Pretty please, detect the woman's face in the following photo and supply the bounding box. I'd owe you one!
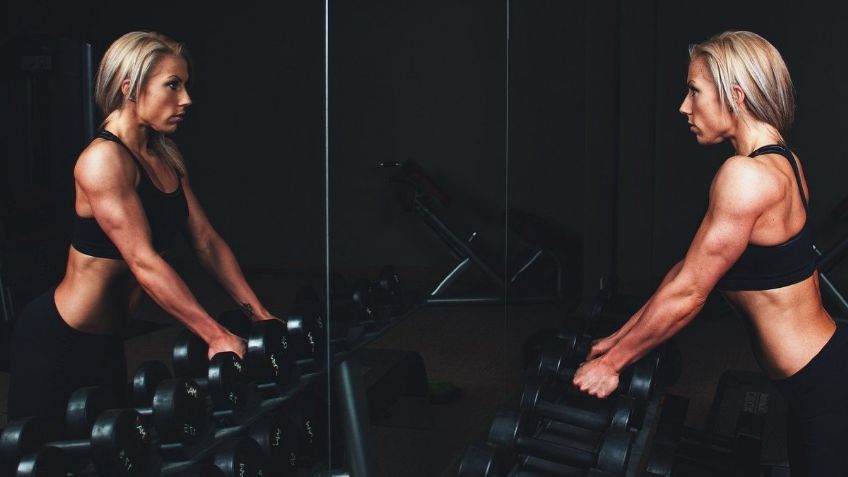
[679,57,733,145]
[134,54,191,133]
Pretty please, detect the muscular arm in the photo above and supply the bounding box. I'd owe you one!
[75,145,240,356]
[574,156,779,397]
[587,260,683,360]
[182,178,276,321]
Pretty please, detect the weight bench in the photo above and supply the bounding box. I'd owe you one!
[383,160,581,309]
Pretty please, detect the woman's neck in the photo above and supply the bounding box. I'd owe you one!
[728,116,782,156]
[104,111,150,153]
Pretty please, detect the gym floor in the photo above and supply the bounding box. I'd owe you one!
[0,263,760,477]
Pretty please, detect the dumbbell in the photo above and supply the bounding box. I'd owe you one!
[520,376,639,432]
[14,446,65,477]
[171,332,251,413]
[211,436,266,477]
[458,441,617,477]
[372,264,405,310]
[220,289,327,363]
[487,407,633,476]
[66,380,208,449]
[533,350,657,402]
[153,435,265,477]
[0,409,152,477]
[210,315,300,394]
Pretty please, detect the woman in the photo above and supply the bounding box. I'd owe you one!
[7,31,278,423]
[572,31,847,474]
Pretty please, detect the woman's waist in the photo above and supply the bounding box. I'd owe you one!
[746,310,836,379]
[55,272,141,334]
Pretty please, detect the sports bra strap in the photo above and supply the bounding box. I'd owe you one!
[749,143,808,211]
[95,130,143,166]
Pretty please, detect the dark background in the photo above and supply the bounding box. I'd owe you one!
[4,0,848,475]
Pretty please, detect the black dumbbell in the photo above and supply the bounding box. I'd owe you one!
[67,380,208,450]
[213,314,300,394]
[211,436,266,477]
[458,441,617,477]
[13,446,65,477]
[534,351,657,402]
[172,332,251,414]
[488,407,633,476]
[154,435,265,477]
[219,299,326,365]
[373,264,404,309]
[0,409,152,477]
[247,407,301,476]
[520,376,639,432]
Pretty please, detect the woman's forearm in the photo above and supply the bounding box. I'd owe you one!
[196,235,271,319]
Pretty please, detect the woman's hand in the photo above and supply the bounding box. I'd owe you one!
[252,311,284,323]
[207,330,247,360]
[572,358,620,399]
[586,336,617,361]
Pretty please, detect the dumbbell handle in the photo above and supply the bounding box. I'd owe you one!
[515,435,597,469]
[534,400,611,432]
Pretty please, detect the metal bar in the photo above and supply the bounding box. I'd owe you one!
[335,358,376,477]
[430,258,471,296]
[424,295,558,306]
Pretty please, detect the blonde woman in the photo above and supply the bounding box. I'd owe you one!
[7,31,278,422]
[573,31,844,473]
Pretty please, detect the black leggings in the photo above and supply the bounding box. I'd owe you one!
[772,324,848,477]
[6,287,126,423]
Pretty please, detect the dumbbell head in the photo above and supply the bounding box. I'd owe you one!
[619,356,655,402]
[173,329,209,378]
[245,319,296,386]
[214,436,265,477]
[594,429,633,475]
[208,351,249,411]
[250,408,300,475]
[131,360,172,408]
[0,416,60,476]
[90,409,152,476]
[288,290,327,361]
[151,378,209,443]
[66,385,120,439]
[457,441,507,477]
[15,446,66,477]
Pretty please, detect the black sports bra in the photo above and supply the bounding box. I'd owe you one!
[70,130,189,259]
[715,144,817,291]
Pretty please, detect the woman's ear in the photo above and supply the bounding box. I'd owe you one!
[120,79,135,102]
[731,84,746,108]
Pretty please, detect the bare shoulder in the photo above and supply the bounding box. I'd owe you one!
[710,155,782,212]
[74,140,138,191]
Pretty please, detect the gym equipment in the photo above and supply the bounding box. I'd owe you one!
[214,315,300,393]
[533,353,656,403]
[246,407,301,476]
[458,439,620,477]
[218,294,327,365]
[645,393,764,477]
[0,409,152,477]
[212,436,265,477]
[171,332,250,411]
[66,382,207,447]
[520,377,638,432]
[14,446,65,477]
[382,160,580,308]
[488,407,633,475]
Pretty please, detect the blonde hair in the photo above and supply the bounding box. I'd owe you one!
[95,31,191,176]
[689,31,795,136]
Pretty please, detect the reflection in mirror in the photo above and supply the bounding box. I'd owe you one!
[327,0,513,475]
[0,2,327,476]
